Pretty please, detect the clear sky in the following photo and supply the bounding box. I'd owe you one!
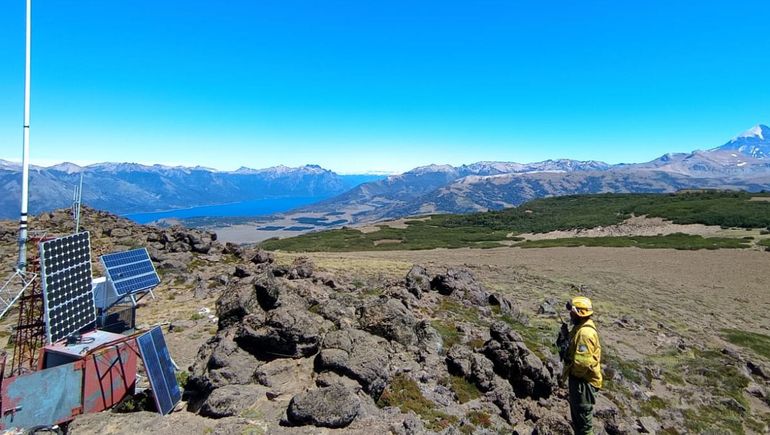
[1,1,770,174]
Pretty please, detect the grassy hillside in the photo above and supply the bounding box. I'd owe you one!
[261,191,770,252]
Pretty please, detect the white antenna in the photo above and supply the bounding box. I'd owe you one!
[72,172,84,231]
[0,0,36,321]
[17,0,32,272]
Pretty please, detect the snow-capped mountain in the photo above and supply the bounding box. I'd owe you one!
[295,126,770,222]
[711,124,770,159]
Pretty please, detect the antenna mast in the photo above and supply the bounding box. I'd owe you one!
[17,0,32,272]
[73,172,84,231]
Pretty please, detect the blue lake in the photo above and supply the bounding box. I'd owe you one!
[125,197,323,224]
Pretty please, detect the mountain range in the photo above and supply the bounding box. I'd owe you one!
[1,124,769,223]
[0,162,383,219]
[295,125,770,222]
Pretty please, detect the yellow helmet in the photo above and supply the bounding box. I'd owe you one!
[569,296,594,317]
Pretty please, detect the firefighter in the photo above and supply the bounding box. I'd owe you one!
[562,296,602,435]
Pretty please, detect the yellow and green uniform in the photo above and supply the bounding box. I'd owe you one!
[563,318,602,435]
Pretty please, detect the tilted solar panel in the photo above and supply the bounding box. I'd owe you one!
[137,327,181,415]
[39,232,96,343]
[101,248,160,296]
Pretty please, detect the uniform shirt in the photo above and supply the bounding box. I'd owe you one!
[563,318,602,389]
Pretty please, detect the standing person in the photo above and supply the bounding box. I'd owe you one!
[562,296,602,435]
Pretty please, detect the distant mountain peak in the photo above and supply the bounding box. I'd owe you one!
[735,124,770,140]
[715,124,770,159]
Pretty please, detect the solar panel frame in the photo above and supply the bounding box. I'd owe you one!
[137,327,181,415]
[39,232,96,343]
[101,248,160,296]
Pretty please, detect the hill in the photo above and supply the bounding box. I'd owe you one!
[261,191,770,252]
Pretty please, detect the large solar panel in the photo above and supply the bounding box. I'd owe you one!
[40,232,96,343]
[137,326,181,415]
[101,248,160,296]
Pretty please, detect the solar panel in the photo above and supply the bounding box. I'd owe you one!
[137,326,181,415]
[101,248,160,296]
[39,232,96,343]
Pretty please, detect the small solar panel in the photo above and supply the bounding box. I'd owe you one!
[137,327,181,415]
[101,248,160,296]
[39,232,96,343]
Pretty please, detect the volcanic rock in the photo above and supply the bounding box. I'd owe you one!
[316,328,395,398]
[405,265,431,299]
[483,321,556,399]
[357,297,418,346]
[286,384,360,428]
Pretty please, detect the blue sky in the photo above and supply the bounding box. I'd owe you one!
[1,1,770,174]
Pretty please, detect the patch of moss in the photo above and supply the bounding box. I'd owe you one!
[603,353,644,385]
[438,298,482,325]
[378,374,459,431]
[444,375,481,404]
[682,405,745,434]
[722,328,770,360]
[640,395,669,417]
[176,371,190,389]
[432,320,461,349]
[681,349,750,409]
[468,338,486,350]
[466,409,492,428]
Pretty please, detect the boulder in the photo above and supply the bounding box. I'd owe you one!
[446,346,497,392]
[537,299,558,316]
[637,416,661,433]
[286,385,360,428]
[199,384,264,418]
[415,320,443,354]
[168,241,192,253]
[430,268,489,305]
[233,266,251,279]
[289,256,315,279]
[216,284,260,328]
[357,297,418,346]
[186,331,262,400]
[483,321,556,399]
[311,299,356,329]
[222,242,243,258]
[316,329,395,397]
[489,293,529,325]
[192,242,212,254]
[532,413,573,435]
[405,265,431,299]
[250,249,275,265]
[109,227,132,238]
[235,307,327,359]
[254,274,316,311]
[159,258,188,273]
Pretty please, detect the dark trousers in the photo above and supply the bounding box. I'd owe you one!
[568,376,595,435]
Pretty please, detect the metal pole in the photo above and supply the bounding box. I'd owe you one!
[17,0,32,272]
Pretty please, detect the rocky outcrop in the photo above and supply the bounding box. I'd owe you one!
[483,321,557,399]
[183,261,587,432]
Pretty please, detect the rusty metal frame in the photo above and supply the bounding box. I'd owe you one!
[8,236,49,377]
